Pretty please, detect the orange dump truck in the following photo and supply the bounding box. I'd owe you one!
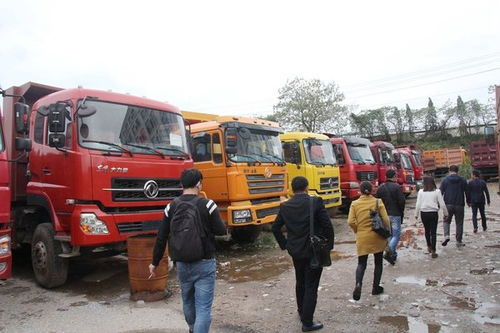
[422,148,467,176]
[182,111,287,242]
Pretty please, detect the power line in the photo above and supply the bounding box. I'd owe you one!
[342,51,500,89]
[348,67,500,99]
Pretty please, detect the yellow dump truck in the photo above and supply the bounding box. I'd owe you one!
[280,132,341,213]
[182,111,287,242]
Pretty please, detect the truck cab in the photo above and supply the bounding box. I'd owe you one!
[280,132,341,211]
[370,141,397,184]
[393,148,416,197]
[3,82,192,287]
[184,112,287,242]
[0,103,11,280]
[396,145,424,190]
[330,137,378,208]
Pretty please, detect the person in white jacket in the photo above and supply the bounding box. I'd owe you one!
[415,176,449,258]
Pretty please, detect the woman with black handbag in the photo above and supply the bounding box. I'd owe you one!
[347,181,391,301]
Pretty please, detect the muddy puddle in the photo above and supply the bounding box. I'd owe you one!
[379,315,443,332]
[485,244,500,248]
[474,302,500,326]
[447,295,476,310]
[443,281,467,287]
[216,253,292,283]
[395,276,438,287]
[330,250,354,261]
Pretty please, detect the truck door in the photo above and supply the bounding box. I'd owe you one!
[193,131,228,202]
[282,141,302,194]
[39,110,74,231]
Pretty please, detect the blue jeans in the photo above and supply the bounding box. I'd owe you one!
[176,258,216,333]
[387,216,402,260]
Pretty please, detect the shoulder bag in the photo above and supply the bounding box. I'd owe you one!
[309,196,332,269]
[371,199,392,239]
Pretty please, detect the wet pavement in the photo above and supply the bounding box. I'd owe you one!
[1,182,499,332]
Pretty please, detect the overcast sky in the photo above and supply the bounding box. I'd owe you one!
[1,0,499,118]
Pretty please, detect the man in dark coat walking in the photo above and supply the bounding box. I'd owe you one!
[272,176,334,332]
[440,165,468,247]
[375,169,405,264]
[466,170,491,232]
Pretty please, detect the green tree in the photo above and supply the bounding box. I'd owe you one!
[425,98,439,135]
[261,114,277,122]
[386,106,405,143]
[405,104,414,137]
[272,77,347,133]
[350,112,375,139]
[456,95,469,136]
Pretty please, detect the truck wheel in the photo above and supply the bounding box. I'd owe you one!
[231,225,262,243]
[31,223,68,288]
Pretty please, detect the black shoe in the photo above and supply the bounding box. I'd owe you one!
[372,286,384,295]
[383,253,395,265]
[456,241,465,247]
[473,228,478,233]
[353,283,362,301]
[442,238,450,247]
[302,322,324,332]
[483,228,487,232]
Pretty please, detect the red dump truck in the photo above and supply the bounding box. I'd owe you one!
[370,141,397,184]
[0,101,11,280]
[1,82,192,287]
[396,144,424,190]
[470,139,497,181]
[393,148,416,197]
[330,137,378,208]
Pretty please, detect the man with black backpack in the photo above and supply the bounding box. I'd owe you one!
[149,168,226,333]
[375,169,405,265]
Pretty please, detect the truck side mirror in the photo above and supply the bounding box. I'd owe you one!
[225,128,237,154]
[15,137,32,151]
[48,103,67,133]
[14,102,30,134]
[48,134,66,148]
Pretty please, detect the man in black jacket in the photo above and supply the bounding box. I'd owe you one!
[466,170,491,232]
[375,169,405,265]
[272,176,334,332]
[149,168,227,333]
[440,165,468,247]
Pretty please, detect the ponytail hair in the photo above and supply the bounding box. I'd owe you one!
[360,181,372,195]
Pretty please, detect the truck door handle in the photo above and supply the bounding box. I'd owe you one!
[42,168,51,175]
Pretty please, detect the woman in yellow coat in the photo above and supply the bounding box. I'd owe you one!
[348,181,391,301]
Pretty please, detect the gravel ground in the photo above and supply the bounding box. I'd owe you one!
[1,183,499,333]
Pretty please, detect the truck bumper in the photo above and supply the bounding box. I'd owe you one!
[310,189,342,209]
[225,196,287,227]
[67,204,164,247]
[0,228,12,280]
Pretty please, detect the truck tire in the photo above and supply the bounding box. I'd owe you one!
[31,223,68,288]
[231,225,262,243]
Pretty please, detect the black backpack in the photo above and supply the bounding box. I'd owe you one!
[168,197,207,262]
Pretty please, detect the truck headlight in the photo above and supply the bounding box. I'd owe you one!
[0,235,10,256]
[348,181,360,189]
[233,209,252,224]
[80,213,110,234]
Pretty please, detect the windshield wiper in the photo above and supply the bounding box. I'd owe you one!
[82,140,133,156]
[125,143,165,159]
[155,146,189,159]
[232,154,262,165]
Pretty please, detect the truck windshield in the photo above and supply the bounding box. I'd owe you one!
[303,139,336,165]
[347,143,375,164]
[379,148,393,164]
[230,127,283,163]
[412,151,422,166]
[401,154,413,170]
[78,100,189,157]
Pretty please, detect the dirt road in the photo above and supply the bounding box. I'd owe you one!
[1,183,499,332]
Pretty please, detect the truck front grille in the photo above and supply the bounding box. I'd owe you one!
[116,220,162,234]
[356,171,377,181]
[109,178,182,202]
[406,175,415,184]
[256,206,280,219]
[320,177,339,190]
[246,174,285,195]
